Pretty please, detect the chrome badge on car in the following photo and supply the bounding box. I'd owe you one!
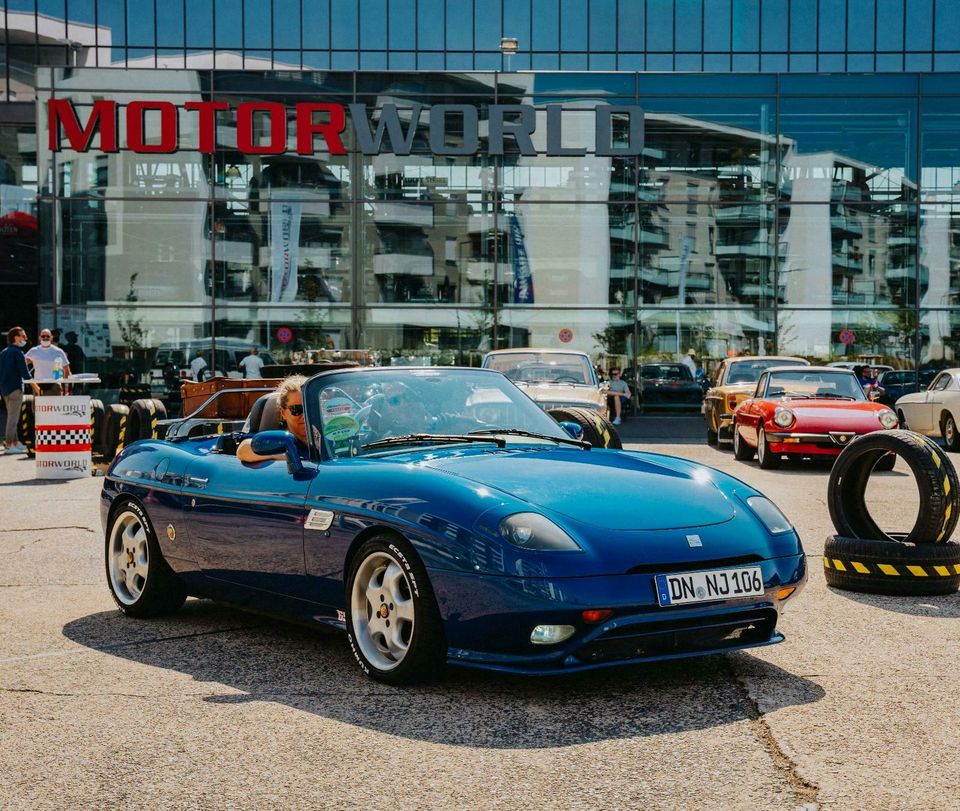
[305,509,335,531]
[686,534,703,548]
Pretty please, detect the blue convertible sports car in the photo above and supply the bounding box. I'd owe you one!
[101,367,807,683]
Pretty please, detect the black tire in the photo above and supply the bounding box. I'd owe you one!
[823,535,960,596]
[344,535,446,684]
[732,421,754,461]
[942,412,960,452]
[89,399,105,458]
[105,498,187,617]
[547,406,622,449]
[757,426,781,469]
[828,430,960,544]
[706,426,718,446]
[126,398,168,442]
[897,409,908,429]
[100,403,129,461]
[17,394,35,457]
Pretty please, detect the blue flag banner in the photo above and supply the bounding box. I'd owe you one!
[509,211,534,304]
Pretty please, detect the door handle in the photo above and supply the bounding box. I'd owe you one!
[187,476,209,488]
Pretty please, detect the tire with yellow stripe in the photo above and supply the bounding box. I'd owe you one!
[89,399,105,457]
[126,398,168,442]
[547,406,622,449]
[16,394,35,457]
[828,429,960,544]
[99,403,129,462]
[823,535,960,595]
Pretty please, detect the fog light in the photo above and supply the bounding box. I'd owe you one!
[530,624,576,645]
[776,586,796,601]
[581,609,614,624]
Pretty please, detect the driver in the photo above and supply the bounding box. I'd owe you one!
[238,375,310,463]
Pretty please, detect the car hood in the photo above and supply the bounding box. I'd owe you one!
[771,399,889,429]
[421,448,736,530]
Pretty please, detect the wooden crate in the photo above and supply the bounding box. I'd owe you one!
[180,377,280,419]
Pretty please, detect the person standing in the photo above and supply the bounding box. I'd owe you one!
[25,328,70,395]
[682,348,698,377]
[62,331,86,374]
[606,367,631,426]
[1,326,30,453]
[189,350,208,382]
[239,346,265,379]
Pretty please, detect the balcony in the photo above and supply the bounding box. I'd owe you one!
[716,241,769,257]
[373,253,434,276]
[372,201,434,227]
[832,289,867,305]
[830,215,864,236]
[465,260,513,283]
[716,205,767,222]
[831,254,864,272]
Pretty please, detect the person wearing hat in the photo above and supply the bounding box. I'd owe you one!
[681,348,698,377]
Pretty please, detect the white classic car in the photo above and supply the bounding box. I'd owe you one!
[895,368,960,451]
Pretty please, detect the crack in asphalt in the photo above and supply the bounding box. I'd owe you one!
[0,526,96,533]
[726,661,821,809]
[0,624,262,665]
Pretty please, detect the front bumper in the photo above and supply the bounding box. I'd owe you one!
[765,430,862,455]
[431,553,807,674]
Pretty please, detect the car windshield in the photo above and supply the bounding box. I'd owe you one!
[726,359,806,385]
[764,371,865,400]
[484,353,595,385]
[307,368,571,458]
[641,364,691,381]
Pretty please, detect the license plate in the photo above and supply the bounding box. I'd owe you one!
[655,566,764,607]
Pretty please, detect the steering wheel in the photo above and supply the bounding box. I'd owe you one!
[552,375,581,384]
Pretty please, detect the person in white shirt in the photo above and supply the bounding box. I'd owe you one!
[239,347,265,379]
[681,348,698,377]
[25,328,71,394]
[189,351,208,382]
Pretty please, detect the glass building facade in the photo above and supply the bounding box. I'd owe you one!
[4,1,960,411]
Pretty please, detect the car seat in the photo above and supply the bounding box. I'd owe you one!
[243,393,283,434]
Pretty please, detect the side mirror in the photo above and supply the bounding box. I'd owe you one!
[559,421,584,440]
[250,430,303,473]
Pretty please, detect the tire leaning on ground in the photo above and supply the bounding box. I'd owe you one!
[99,403,130,462]
[823,534,960,596]
[17,394,35,457]
[828,430,960,545]
[345,535,446,684]
[126,398,168,442]
[105,498,187,617]
[547,406,623,449]
[89,399,105,457]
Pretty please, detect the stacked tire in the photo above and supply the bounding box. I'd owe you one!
[824,430,960,596]
[16,394,35,457]
[98,404,129,462]
[547,406,622,449]
[125,398,167,443]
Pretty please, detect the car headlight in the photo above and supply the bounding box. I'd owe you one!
[878,410,899,429]
[773,407,795,428]
[499,513,582,551]
[745,496,794,534]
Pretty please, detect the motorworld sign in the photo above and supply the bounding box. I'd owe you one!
[47,99,644,157]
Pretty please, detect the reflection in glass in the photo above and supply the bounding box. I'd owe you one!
[779,204,918,307]
[778,309,916,367]
[779,97,917,202]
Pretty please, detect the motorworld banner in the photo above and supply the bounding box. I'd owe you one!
[46,99,644,157]
[34,395,92,480]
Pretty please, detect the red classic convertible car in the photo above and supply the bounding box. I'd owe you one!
[732,366,900,469]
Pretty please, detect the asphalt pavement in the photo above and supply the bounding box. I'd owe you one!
[1,433,958,810]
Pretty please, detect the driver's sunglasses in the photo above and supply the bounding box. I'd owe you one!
[285,404,304,417]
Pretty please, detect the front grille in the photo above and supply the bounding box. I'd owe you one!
[573,609,778,665]
[626,554,764,575]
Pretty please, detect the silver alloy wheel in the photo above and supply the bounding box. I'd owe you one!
[946,417,956,446]
[758,427,766,463]
[733,424,740,453]
[351,550,416,672]
[108,510,150,605]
